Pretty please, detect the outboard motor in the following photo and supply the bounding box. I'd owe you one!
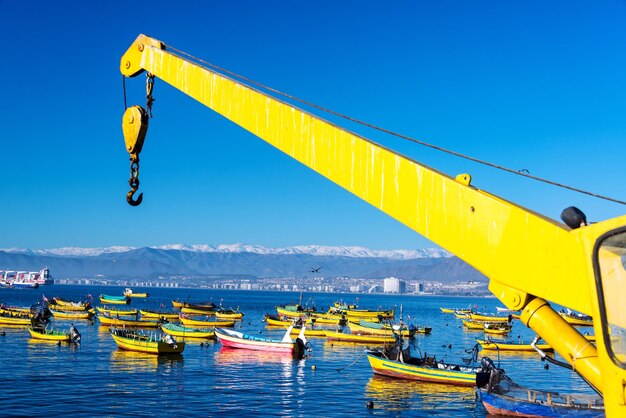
[30,302,51,332]
[294,338,306,359]
[69,324,81,343]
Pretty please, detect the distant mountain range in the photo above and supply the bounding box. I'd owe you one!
[0,244,487,283]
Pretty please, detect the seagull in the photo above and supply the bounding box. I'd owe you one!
[309,267,322,273]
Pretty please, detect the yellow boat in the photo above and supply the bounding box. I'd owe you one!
[172,300,183,309]
[477,338,554,352]
[470,313,512,322]
[454,312,471,319]
[161,323,215,339]
[28,326,70,342]
[50,309,94,320]
[181,307,216,315]
[110,327,185,354]
[463,319,487,330]
[559,312,593,327]
[276,305,317,318]
[0,315,31,325]
[325,330,396,344]
[288,326,331,337]
[440,307,472,314]
[140,310,180,321]
[96,306,138,316]
[348,322,414,338]
[99,295,130,305]
[51,303,92,312]
[179,315,235,328]
[483,323,512,335]
[123,288,149,298]
[215,310,244,320]
[344,309,395,320]
[98,313,161,328]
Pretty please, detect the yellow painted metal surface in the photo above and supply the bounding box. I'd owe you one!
[120,34,626,415]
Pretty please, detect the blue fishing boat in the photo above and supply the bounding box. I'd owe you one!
[476,364,604,416]
[99,294,130,305]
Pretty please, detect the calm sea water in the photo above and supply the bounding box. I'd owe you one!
[0,285,595,417]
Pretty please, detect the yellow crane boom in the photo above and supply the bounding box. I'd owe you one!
[120,34,626,414]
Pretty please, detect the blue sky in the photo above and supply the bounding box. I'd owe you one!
[1,1,625,251]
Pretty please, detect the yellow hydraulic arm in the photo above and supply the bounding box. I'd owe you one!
[120,34,626,413]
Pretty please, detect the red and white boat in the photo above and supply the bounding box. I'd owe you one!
[215,326,307,357]
[0,268,53,288]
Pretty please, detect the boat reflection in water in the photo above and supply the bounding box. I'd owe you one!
[110,349,184,373]
[215,346,295,366]
[365,375,474,413]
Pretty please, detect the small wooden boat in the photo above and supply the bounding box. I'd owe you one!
[99,294,130,305]
[109,327,185,354]
[215,326,307,357]
[307,314,346,325]
[334,301,357,310]
[50,309,94,320]
[123,288,149,298]
[463,319,488,330]
[366,345,490,386]
[344,308,395,320]
[349,321,415,338]
[288,326,331,337]
[440,307,472,314]
[51,297,91,308]
[140,310,180,321]
[181,306,217,315]
[559,311,593,327]
[454,311,471,319]
[96,306,138,316]
[215,309,244,320]
[161,323,215,339]
[483,322,512,335]
[477,338,554,352]
[476,368,604,416]
[325,330,396,344]
[0,314,31,325]
[172,300,183,309]
[276,304,317,318]
[470,313,512,322]
[179,315,235,328]
[264,314,291,326]
[28,326,71,342]
[98,313,161,328]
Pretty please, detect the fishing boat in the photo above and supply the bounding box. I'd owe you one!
[559,310,593,327]
[440,307,472,314]
[483,322,512,335]
[109,327,185,354]
[214,326,307,358]
[463,319,489,330]
[470,312,512,322]
[96,306,138,316]
[179,315,235,328]
[348,321,416,338]
[50,309,95,320]
[215,309,244,320]
[51,298,92,311]
[325,330,397,344]
[307,314,347,325]
[28,326,71,342]
[123,288,149,298]
[139,310,180,321]
[181,306,217,315]
[276,304,317,318]
[477,337,554,352]
[98,312,161,328]
[344,308,395,320]
[366,345,492,386]
[0,312,31,325]
[476,366,604,416]
[161,323,215,339]
[99,294,130,305]
[288,326,332,337]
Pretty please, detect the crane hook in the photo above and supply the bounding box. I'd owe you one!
[126,189,143,206]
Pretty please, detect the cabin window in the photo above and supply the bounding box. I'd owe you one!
[595,228,626,367]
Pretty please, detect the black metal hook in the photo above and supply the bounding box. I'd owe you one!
[126,189,143,206]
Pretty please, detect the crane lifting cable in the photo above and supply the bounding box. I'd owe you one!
[164,42,626,206]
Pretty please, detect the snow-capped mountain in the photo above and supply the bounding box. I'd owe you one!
[2,244,451,260]
[0,243,484,282]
